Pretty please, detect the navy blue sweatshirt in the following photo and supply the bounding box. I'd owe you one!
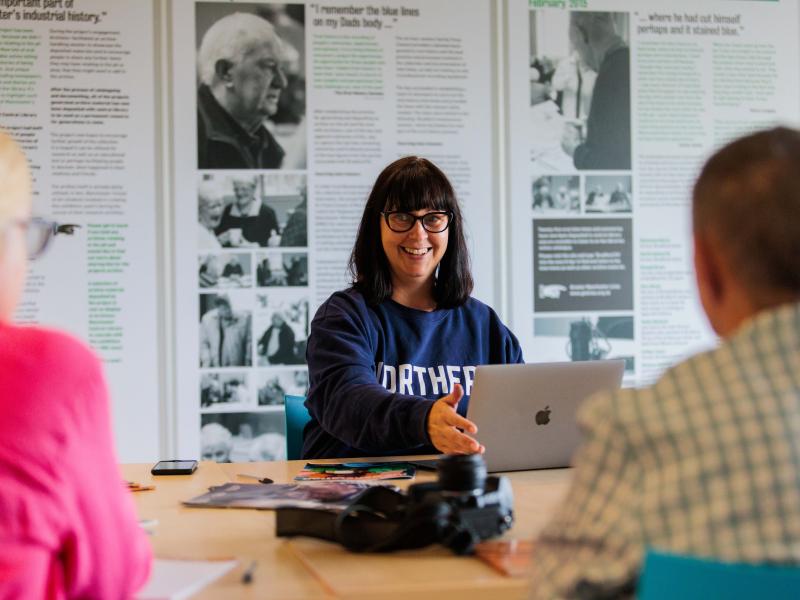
[302,288,523,458]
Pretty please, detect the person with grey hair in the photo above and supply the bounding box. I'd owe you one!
[198,184,224,248]
[530,127,800,597]
[216,176,280,247]
[200,422,233,462]
[197,11,287,169]
[199,294,252,367]
[560,11,630,170]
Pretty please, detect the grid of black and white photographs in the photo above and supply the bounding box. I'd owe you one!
[528,9,635,383]
[196,2,307,462]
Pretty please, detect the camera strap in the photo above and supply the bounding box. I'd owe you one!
[276,485,462,553]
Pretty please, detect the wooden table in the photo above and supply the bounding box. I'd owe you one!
[122,459,571,599]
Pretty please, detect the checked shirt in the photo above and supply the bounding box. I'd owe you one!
[530,302,800,599]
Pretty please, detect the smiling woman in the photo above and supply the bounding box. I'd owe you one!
[379,208,453,306]
[351,156,471,310]
[303,157,524,459]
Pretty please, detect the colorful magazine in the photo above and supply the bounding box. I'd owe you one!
[294,462,416,481]
[182,482,372,511]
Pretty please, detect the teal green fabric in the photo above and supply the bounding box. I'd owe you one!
[284,395,311,460]
[638,550,800,600]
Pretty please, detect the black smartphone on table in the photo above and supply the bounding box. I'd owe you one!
[151,460,198,475]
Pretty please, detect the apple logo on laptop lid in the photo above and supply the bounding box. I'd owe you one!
[535,406,551,426]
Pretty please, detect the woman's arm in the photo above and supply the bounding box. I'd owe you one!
[305,301,433,452]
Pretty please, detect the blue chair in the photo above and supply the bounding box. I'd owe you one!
[284,395,311,460]
[638,550,800,600]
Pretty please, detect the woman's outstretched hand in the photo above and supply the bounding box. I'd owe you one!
[426,384,485,455]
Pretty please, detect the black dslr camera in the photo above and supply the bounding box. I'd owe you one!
[276,454,514,555]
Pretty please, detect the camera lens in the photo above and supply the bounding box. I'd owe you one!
[436,454,487,494]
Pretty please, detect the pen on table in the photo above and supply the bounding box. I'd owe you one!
[126,481,156,492]
[236,473,274,484]
[241,560,257,584]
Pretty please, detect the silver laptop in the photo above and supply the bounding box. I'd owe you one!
[467,360,624,472]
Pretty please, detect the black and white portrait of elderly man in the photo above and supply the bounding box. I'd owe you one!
[197,12,288,169]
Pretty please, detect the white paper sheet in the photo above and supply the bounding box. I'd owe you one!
[136,558,238,600]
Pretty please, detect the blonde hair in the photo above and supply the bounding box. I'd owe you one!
[0,129,31,222]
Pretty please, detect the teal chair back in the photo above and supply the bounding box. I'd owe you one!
[284,395,311,460]
[638,550,800,600]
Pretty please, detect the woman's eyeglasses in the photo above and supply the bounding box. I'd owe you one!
[4,217,57,260]
[381,211,453,233]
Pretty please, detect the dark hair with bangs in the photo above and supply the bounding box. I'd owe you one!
[349,156,473,307]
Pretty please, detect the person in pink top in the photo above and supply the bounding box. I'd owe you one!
[0,130,152,598]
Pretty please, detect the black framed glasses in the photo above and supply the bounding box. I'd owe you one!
[381,211,453,233]
[4,217,57,260]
